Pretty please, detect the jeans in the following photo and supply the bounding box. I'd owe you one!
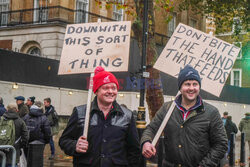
[227,140,231,155]
[1,164,17,167]
[49,136,55,155]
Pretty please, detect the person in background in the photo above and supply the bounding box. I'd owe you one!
[239,112,250,160]
[23,101,51,165]
[59,66,140,167]
[0,96,7,116]
[141,65,228,167]
[222,112,229,126]
[225,116,238,155]
[0,103,29,167]
[26,96,35,111]
[44,97,58,160]
[15,96,29,118]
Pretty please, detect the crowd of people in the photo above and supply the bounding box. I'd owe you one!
[0,96,59,167]
[0,65,250,167]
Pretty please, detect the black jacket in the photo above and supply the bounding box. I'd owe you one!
[59,97,140,167]
[141,100,228,167]
[18,103,29,118]
[225,119,238,140]
[0,109,29,164]
[23,107,51,144]
[45,105,57,126]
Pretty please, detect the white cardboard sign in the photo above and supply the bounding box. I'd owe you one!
[58,21,131,75]
[154,23,241,97]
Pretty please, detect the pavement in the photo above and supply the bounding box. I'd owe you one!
[43,123,73,167]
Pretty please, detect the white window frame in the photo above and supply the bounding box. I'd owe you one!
[75,0,89,23]
[27,46,41,57]
[168,12,176,37]
[113,0,124,21]
[233,42,242,59]
[0,0,9,26]
[232,17,242,33]
[33,0,39,22]
[41,0,48,22]
[230,69,242,87]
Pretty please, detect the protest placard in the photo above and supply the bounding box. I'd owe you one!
[152,23,241,146]
[58,21,131,74]
[154,23,241,97]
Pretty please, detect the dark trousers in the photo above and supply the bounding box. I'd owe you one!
[49,136,55,155]
[1,164,17,167]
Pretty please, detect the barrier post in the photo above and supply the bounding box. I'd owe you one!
[229,133,235,166]
[136,106,146,167]
[240,132,245,167]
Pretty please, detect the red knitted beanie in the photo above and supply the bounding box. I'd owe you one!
[93,66,119,93]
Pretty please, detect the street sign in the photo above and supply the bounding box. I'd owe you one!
[143,72,150,78]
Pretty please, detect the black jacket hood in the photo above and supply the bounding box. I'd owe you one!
[29,108,44,117]
[3,110,19,119]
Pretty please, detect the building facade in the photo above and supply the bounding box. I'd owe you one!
[0,0,206,59]
[0,0,107,59]
[205,13,249,88]
[0,0,210,118]
[217,34,250,88]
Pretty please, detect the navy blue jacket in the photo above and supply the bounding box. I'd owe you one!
[59,97,140,167]
[23,107,51,144]
[0,104,7,116]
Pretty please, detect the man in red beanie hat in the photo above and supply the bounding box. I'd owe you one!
[59,66,140,167]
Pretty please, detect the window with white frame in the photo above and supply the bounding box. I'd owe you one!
[41,0,48,22]
[189,18,197,28]
[33,0,48,23]
[33,0,39,22]
[168,12,176,37]
[27,47,41,57]
[232,17,242,33]
[0,0,9,26]
[230,69,242,87]
[233,42,242,59]
[113,0,124,21]
[75,0,89,23]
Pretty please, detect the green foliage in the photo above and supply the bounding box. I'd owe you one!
[95,0,248,36]
[95,0,174,24]
[134,16,143,29]
[242,38,250,58]
[179,0,248,35]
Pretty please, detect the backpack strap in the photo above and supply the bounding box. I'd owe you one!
[15,136,21,145]
[48,107,53,113]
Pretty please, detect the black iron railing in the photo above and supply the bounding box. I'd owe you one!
[0,6,114,27]
[0,6,169,46]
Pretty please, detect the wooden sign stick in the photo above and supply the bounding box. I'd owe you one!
[152,91,181,146]
[83,18,102,138]
[83,72,94,138]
